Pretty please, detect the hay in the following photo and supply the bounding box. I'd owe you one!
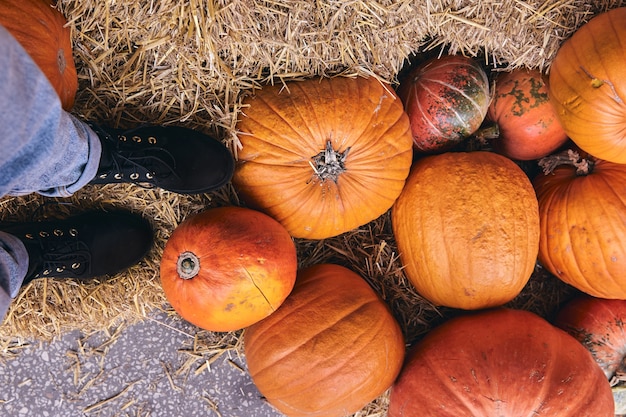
[0,0,622,414]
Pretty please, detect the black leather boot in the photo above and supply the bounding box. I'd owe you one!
[1,211,153,285]
[88,124,235,195]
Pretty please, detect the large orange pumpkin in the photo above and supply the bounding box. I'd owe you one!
[533,153,626,299]
[397,55,490,154]
[388,308,615,416]
[232,76,413,240]
[0,0,78,110]
[391,151,540,310]
[160,206,297,332]
[488,68,568,160]
[244,263,405,417]
[548,7,626,164]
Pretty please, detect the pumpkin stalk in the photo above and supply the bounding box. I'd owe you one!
[310,140,350,184]
[177,251,200,279]
[538,149,594,176]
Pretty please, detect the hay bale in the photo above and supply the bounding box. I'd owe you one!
[0,1,621,413]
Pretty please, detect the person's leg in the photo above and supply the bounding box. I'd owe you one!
[0,24,102,199]
[0,232,29,320]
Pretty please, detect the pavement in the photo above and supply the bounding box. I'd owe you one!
[0,311,283,417]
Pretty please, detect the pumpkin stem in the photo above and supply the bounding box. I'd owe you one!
[177,251,200,279]
[538,149,594,176]
[309,140,350,184]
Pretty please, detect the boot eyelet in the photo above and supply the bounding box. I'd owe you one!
[56,267,65,273]
[120,135,127,142]
[54,229,63,237]
[130,173,140,180]
[148,136,157,144]
[71,263,81,269]
[42,270,51,275]
[114,173,123,180]
[146,172,154,179]
[132,136,142,143]
[69,229,78,237]
[39,231,49,238]
[98,173,108,179]
[24,233,34,240]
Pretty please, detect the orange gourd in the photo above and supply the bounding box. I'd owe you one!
[549,7,626,164]
[392,151,540,310]
[160,206,297,332]
[232,76,413,240]
[244,264,405,417]
[388,308,615,416]
[533,151,626,299]
[0,0,78,110]
[488,68,568,160]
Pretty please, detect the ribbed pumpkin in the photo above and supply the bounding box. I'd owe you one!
[488,68,568,160]
[549,7,626,164]
[397,55,490,154]
[388,308,615,417]
[160,206,297,332]
[232,76,413,240]
[533,152,626,299]
[392,151,540,310]
[0,0,78,110]
[244,263,405,417]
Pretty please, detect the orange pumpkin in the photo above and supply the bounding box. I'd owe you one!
[244,263,405,417]
[388,308,615,416]
[549,7,626,164]
[397,55,490,154]
[160,206,297,332]
[533,153,626,299]
[392,151,540,310]
[488,68,568,160]
[0,0,78,110]
[232,76,413,240]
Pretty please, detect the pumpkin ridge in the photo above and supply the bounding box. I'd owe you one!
[249,298,382,379]
[252,93,321,155]
[252,299,393,399]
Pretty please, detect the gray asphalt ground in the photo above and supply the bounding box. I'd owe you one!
[0,311,283,417]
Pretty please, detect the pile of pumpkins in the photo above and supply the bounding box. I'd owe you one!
[158,7,626,417]
[12,1,626,415]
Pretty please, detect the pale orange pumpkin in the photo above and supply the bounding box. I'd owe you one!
[160,206,297,332]
[244,263,405,417]
[233,76,413,240]
[533,151,626,299]
[0,0,78,110]
[549,7,626,164]
[392,151,540,310]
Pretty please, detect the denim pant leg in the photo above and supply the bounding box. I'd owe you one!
[0,24,101,199]
[0,25,103,320]
[0,232,28,320]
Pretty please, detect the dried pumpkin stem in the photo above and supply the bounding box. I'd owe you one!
[177,251,200,279]
[309,140,350,184]
[538,149,594,176]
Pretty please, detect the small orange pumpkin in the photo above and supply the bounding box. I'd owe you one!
[392,151,540,310]
[0,0,78,110]
[488,68,568,160]
[549,7,626,164]
[244,263,405,417]
[388,308,615,416]
[159,206,297,332]
[233,76,413,240]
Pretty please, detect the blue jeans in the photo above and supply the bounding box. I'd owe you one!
[0,25,102,320]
